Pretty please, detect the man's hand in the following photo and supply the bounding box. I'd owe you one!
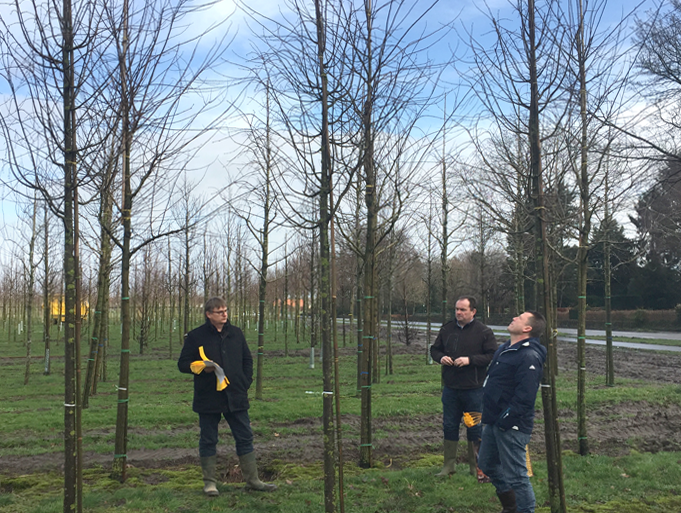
[454,357,470,367]
[203,367,215,373]
[440,356,454,366]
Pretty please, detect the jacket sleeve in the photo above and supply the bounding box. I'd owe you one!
[496,349,544,431]
[469,325,497,367]
[430,327,447,363]
[177,332,198,374]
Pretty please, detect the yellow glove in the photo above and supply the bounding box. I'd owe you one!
[190,346,229,391]
[463,411,482,428]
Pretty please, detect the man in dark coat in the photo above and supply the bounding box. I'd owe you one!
[430,296,497,480]
[478,311,547,513]
[178,297,276,496]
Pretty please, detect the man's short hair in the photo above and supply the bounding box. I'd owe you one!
[457,295,477,311]
[204,297,227,314]
[526,310,546,338]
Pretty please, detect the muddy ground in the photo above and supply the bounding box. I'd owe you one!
[3,331,681,479]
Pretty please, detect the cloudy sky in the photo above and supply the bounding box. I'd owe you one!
[0,0,660,263]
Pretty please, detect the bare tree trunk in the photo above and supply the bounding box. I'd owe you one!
[83,184,113,408]
[426,201,434,364]
[354,177,363,395]
[330,187,345,513]
[440,100,449,326]
[96,289,110,387]
[309,231,316,369]
[386,234,395,375]
[604,173,614,386]
[168,239,175,359]
[24,195,39,385]
[254,84,274,401]
[528,0,566,510]
[74,179,84,513]
[284,244,289,357]
[112,0,131,481]
[575,0,589,457]
[183,225,191,337]
[313,3,336,507]
[373,275,381,384]
[62,0,79,507]
[360,0,376,469]
[43,204,51,375]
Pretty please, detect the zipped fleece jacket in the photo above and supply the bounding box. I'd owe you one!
[430,319,497,390]
[178,319,253,414]
[481,337,547,434]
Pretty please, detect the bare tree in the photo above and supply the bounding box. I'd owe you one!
[0,2,111,510]
[466,0,569,510]
[229,76,282,401]
[102,0,232,482]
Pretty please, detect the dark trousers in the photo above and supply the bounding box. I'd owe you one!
[441,386,483,442]
[199,410,254,457]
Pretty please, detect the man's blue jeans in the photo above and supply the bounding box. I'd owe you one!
[199,410,254,457]
[441,386,483,442]
[478,424,535,513]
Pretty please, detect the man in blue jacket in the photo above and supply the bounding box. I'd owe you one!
[178,297,276,496]
[479,311,547,513]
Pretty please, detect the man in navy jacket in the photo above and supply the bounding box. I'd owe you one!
[178,297,276,496]
[479,311,547,513]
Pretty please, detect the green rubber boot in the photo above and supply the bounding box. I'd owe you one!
[200,455,219,497]
[239,452,277,492]
[436,440,458,476]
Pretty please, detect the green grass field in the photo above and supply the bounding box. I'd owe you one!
[1,319,680,512]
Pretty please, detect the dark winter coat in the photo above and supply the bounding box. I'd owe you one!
[178,319,253,414]
[430,319,497,390]
[481,337,547,434]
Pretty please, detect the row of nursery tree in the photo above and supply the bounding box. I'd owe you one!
[2,0,681,512]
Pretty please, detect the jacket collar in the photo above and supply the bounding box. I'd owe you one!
[205,318,231,334]
[456,318,476,329]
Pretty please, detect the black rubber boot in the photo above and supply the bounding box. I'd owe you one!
[497,489,517,513]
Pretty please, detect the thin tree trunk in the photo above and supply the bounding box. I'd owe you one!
[24,195,39,385]
[83,185,113,408]
[386,261,393,375]
[309,231,316,369]
[604,174,614,386]
[426,202,433,365]
[284,244,289,357]
[313,2,336,507]
[43,204,51,376]
[528,0,566,510]
[360,0,376,469]
[330,189,345,513]
[112,0,132,481]
[255,83,273,401]
[354,177,363,395]
[575,0,589,457]
[62,0,79,506]
[440,100,449,326]
[74,180,84,513]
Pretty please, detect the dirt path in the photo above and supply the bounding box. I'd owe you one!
[3,335,680,477]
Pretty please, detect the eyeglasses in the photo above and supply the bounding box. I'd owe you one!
[210,309,228,315]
